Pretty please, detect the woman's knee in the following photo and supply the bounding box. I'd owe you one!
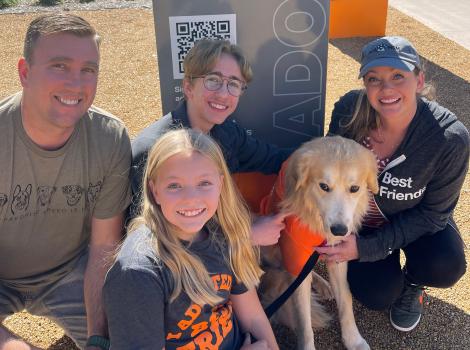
[405,225,467,288]
[348,260,403,310]
[408,250,466,288]
[435,259,466,287]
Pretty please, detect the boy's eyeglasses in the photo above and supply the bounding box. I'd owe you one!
[192,73,247,97]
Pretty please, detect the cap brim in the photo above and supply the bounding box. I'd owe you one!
[358,58,416,78]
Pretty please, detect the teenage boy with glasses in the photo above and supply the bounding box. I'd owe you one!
[131,39,292,246]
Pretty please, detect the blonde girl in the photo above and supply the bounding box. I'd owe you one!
[104,129,278,350]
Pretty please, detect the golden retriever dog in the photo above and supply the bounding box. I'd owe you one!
[259,136,378,350]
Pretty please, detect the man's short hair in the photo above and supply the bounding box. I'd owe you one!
[24,13,101,64]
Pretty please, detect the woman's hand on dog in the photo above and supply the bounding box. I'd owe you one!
[251,213,288,246]
[316,234,359,263]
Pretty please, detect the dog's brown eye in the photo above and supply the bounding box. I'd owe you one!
[319,183,330,192]
[350,185,360,193]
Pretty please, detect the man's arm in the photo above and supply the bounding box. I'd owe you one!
[103,263,167,350]
[84,214,124,344]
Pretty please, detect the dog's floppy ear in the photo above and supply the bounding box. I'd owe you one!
[283,157,299,196]
[285,150,314,195]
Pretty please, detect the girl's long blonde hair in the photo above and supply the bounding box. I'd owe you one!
[130,129,262,306]
[341,68,435,142]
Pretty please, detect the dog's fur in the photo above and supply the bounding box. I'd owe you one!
[260,136,378,350]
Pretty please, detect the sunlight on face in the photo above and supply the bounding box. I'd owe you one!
[149,151,223,241]
[183,54,244,133]
[363,66,424,122]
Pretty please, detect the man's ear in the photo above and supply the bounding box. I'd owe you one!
[18,58,30,88]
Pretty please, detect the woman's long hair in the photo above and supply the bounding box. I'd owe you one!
[129,129,262,306]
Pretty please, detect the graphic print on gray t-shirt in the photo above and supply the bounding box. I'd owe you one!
[104,225,247,350]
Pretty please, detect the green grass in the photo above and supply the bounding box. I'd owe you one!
[0,0,19,9]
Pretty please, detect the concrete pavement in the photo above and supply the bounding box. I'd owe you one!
[389,0,470,51]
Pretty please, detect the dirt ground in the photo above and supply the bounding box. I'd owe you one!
[0,6,468,350]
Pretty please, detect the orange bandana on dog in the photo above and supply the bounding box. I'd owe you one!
[260,161,325,276]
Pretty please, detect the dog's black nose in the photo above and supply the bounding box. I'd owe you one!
[330,224,348,236]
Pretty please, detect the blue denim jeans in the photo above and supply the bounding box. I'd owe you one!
[0,252,88,349]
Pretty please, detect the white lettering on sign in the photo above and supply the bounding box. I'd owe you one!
[271,0,327,137]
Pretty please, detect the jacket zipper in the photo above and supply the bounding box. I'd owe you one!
[380,154,407,175]
[373,154,407,222]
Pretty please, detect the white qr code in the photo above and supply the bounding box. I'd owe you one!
[169,14,237,79]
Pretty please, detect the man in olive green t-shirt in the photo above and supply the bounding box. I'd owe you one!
[0,13,131,350]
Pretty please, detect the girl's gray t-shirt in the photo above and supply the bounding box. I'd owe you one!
[103,225,247,350]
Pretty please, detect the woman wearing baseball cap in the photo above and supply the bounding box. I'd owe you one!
[316,36,468,332]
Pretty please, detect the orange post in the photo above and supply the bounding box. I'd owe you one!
[329,0,388,39]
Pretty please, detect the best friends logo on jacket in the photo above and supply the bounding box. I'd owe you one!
[379,172,426,201]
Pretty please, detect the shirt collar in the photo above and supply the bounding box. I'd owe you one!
[172,100,191,128]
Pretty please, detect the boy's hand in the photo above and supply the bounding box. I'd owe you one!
[251,212,289,246]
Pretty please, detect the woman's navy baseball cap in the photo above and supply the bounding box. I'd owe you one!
[358,36,421,78]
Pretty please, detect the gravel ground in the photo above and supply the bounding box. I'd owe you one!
[0,4,469,350]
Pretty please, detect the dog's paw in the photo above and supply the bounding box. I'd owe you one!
[344,337,370,350]
[296,340,316,350]
[311,271,333,300]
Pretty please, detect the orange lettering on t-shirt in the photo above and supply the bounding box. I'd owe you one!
[176,303,235,350]
[191,321,209,337]
[211,275,221,290]
[207,310,225,347]
[194,331,218,350]
[176,342,196,350]
[219,275,232,291]
[166,332,182,340]
[210,274,232,291]
[216,305,233,338]
[178,304,202,330]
